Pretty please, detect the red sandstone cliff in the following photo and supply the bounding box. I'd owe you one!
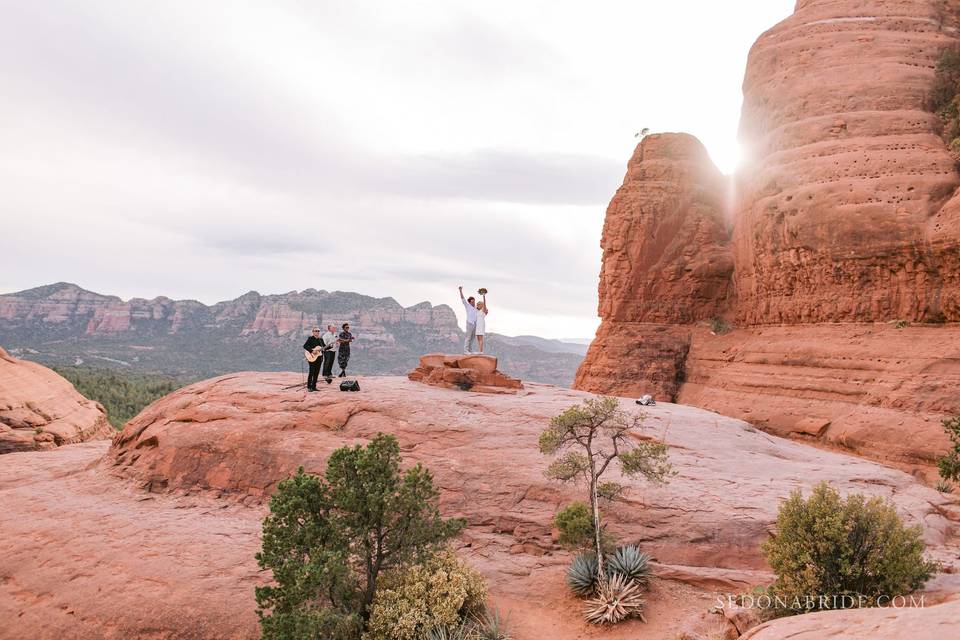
[576,0,960,469]
[735,0,960,324]
[572,135,732,399]
[0,347,112,453]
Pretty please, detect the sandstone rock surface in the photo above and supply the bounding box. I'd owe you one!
[0,347,112,454]
[408,353,523,393]
[2,374,958,639]
[740,597,960,640]
[576,0,960,468]
[735,0,960,324]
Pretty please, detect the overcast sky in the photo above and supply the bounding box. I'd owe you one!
[0,0,794,339]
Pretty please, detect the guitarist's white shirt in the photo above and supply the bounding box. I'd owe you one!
[322,330,339,353]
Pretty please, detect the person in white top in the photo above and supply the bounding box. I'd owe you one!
[475,293,489,353]
[458,285,478,354]
[320,325,339,383]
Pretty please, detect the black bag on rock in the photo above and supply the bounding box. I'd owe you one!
[339,380,360,392]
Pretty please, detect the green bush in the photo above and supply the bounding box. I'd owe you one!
[554,502,596,551]
[255,434,464,639]
[364,550,486,640]
[938,416,960,483]
[762,482,937,616]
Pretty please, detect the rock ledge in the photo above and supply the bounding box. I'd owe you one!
[408,353,523,393]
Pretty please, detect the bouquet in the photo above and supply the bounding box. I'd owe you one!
[478,287,488,295]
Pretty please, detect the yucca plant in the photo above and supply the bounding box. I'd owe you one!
[936,479,954,494]
[472,607,511,640]
[424,623,472,640]
[583,573,646,625]
[567,552,600,596]
[606,545,652,587]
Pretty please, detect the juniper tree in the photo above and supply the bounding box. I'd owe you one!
[255,433,464,639]
[539,396,673,579]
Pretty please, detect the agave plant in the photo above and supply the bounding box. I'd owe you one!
[606,545,652,587]
[566,552,599,597]
[583,573,646,625]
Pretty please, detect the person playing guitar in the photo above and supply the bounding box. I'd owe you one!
[303,326,325,391]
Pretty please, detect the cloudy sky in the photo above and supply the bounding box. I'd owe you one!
[0,0,793,339]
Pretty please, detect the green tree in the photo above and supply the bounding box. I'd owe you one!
[762,482,937,616]
[539,397,673,580]
[255,434,465,639]
[938,416,960,482]
[53,365,187,428]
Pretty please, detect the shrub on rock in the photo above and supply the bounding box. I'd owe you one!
[938,416,960,484]
[364,550,486,640]
[762,482,937,616]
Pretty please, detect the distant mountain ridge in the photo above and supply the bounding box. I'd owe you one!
[0,283,585,386]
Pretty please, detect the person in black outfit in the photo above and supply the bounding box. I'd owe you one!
[302,326,324,391]
[337,322,355,377]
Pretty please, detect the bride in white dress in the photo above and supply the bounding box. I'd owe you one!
[475,293,489,353]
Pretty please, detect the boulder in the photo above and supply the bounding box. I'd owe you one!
[409,353,522,393]
[0,347,112,454]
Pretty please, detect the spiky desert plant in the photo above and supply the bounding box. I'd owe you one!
[472,607,511,640]
[567,552,599,597]
[424,623,472,640]
[937,479,954,494]
[606,545,652,587]
[583,573,646,625]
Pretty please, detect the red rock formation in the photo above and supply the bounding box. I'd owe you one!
[596,134,732,325]
[735,0,960,324]
[576,0,960,468]
[2,374,956,639]
[0,347,112,453]
[0,283,459,341]
[408,353,523,393]
[574,133,732,401]
[678,324,959,469]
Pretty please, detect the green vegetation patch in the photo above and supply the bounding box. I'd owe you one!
[53,365,189,428]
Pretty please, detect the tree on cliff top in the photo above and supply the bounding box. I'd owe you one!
[539,397,673,580]
[255,433,465,639]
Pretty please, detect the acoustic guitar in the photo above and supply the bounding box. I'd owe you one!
[305,348,324,363]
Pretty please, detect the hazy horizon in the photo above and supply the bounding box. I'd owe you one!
[0,1,794,340]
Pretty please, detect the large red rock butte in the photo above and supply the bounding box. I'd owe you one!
[576,0,960,470]
[0,347,112,454]
[3,374,958,639]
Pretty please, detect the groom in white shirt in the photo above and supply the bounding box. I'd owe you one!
[458,285,478,354]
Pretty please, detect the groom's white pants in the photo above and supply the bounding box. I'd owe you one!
[464,322,477,353]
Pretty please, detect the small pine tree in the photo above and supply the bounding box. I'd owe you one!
[539,397,673,580]
[255,433,465,639]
